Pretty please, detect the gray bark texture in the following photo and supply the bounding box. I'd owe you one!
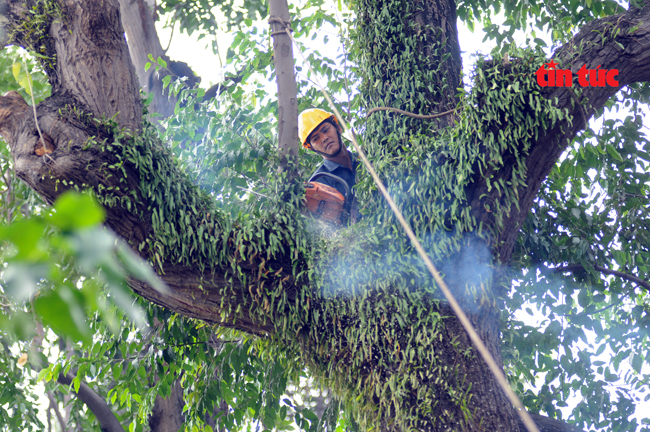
[117,0,200,120]
[2,0,650,431]
[118,0,162,91]
[269,0,300,160]
[147,379,185,432]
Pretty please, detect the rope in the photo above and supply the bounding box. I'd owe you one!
[22,61,49,154]
[279,20,541,432]
[269,16,292,36]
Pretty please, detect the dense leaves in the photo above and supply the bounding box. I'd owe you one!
[507,103,650,430]
[1,0,650,431]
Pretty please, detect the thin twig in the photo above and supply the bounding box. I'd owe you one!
[164,18,176,53]
[337,11,352,125]
[587,301,621,316]
[170,339,240,348]
[553,264,650,291]
[46,392,67,432]
[366,106,457,120]
[283,21,541,432]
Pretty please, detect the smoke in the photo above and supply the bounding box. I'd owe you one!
[438,234,493,292]
[317,225,497,312]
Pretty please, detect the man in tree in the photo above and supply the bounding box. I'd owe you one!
[299,109,358,194]
[299,108,360,221]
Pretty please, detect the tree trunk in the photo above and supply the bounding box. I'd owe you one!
[353,0,520,429]
[117,0,200,120]
[148,379,184,432]
[269,0,300,161]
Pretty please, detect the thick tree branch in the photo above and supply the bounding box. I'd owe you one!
[0,1,290,336]
[3,90,290,336]
[148,378,184,432]
[469,3,650,264]
[203,67,247,101]
[118,0,202,120]
[57,373,125,432]
[29,322,123,432]
[3,91,288,334]
[118,0,162,91]
[269,0,300,160]
[2,1,284,340]
[552,264,650,291]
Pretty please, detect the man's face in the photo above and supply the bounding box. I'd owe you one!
[309,121,341,156]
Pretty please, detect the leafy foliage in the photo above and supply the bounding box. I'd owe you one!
[456,0,627,51]
[507,103,650,431]
[7,0,63,74]
[1,0,650,431]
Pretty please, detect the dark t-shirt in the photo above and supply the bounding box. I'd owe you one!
[308,151,359,202]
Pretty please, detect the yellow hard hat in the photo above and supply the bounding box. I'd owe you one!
[298,108,338,149]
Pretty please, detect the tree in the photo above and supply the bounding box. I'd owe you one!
[1,0,649,431]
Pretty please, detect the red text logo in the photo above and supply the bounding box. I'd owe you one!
[536,60,619,88]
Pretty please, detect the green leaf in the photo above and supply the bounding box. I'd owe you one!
[112,363,123,380]
[73,375,81,393]
[162,75,172,89]
[606,144,624,162]
[0,218,46,260]
[33,286,92,344]
[49,191,105,231]
[116,243,169,293]
[11,62,34,97]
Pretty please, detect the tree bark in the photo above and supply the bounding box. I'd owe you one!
[57,373,126,432]
[118,0,161,91]
[117,0,201,120]
[50,0,142,131]
[148,379,184,432]
[269,0,300,161]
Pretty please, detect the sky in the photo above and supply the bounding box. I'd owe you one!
[151,5,650,431]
